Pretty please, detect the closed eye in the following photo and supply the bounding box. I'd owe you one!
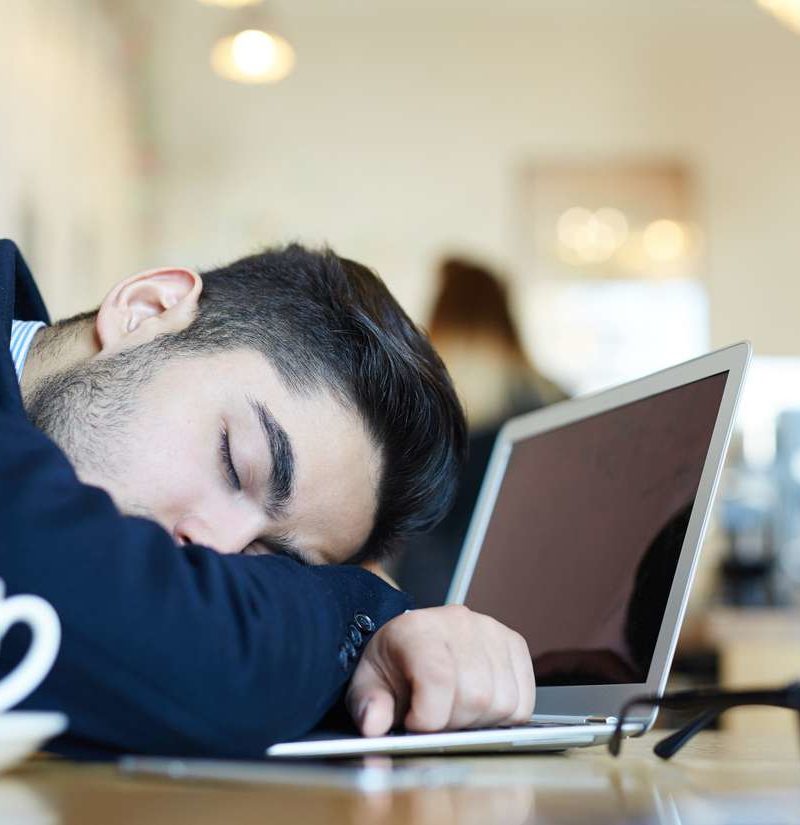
[243,537,310,566]
[219,426,241,491]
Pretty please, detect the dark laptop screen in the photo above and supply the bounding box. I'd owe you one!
[463,371,729,686]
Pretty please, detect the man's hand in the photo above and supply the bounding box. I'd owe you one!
[345,605,535,736]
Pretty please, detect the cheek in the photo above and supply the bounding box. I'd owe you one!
[118,415,215,512]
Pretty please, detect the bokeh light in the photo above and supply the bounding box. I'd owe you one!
[642,219,688,263]
[557,206,629,264]
[211,29,295,84]
[757,0,800,34]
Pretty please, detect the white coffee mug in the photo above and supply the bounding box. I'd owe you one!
[0,579,61,713]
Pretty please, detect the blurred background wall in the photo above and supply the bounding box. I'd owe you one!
[137,0,800,359]
[0,0,142,316]
[3,1,798,357]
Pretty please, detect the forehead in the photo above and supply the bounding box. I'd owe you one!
[159,347,382,561]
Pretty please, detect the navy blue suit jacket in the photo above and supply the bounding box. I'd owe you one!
[0,240,410,758]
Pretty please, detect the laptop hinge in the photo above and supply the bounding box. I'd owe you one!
[531,714,618,725]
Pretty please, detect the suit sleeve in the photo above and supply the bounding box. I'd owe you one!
[0,409,411,757]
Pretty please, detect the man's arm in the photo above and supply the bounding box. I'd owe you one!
[0,410,410,757]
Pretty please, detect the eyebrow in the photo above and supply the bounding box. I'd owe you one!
[245,395,295,520]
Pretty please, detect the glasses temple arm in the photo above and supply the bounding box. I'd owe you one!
[653,690,800,760]
[652,707,720,760]
[609,683,800,759]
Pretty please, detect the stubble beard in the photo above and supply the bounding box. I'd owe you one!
[25,344,160,515]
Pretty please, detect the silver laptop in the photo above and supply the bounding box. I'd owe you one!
[268,342,751,758]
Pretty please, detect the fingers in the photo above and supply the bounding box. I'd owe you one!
[445,640,502,730]
[403,607,534,732]
[443,615,525,730]
[346,656,400,737]
[404,646,458,731]
[360,690,396,737]
[348,606,537,738]
[508,630,536,724]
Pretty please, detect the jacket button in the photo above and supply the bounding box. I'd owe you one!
[354,613,375,633]
[347,625,363,647]
[338,645,349,671]
[343,639,357,660]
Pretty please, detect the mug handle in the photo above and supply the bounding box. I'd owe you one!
[0,594,61,714]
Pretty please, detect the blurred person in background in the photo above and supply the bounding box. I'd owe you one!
[395,257,568,607]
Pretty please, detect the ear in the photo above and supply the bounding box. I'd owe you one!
[95,267,203,356]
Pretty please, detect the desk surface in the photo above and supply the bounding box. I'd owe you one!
[2,731,798,825]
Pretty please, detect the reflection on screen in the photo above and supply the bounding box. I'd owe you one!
[464,372,729,686]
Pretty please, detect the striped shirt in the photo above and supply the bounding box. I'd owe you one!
[9,319,46,384]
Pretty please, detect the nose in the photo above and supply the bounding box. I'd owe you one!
[172,512,259,554]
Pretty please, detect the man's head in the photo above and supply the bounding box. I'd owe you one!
[24,244,466,564]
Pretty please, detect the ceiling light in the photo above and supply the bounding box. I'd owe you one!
[756,0,800,34]
[211,28,295,84]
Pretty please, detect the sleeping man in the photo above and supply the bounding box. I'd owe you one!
[0,239,534,757]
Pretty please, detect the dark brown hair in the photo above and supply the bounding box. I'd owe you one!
[429,257,527,360]
[167,244,467,562]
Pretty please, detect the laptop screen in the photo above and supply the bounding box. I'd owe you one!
[463,371,729,686]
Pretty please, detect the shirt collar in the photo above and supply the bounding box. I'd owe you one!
[9,319,46,385]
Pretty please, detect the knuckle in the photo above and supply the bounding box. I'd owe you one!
[493,672,520,713]
[461,682,493,713]
[414,651,455,687]
[496,693,518,720]
[496,684,520,717]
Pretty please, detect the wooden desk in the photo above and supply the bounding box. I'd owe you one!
[2,731,798,824]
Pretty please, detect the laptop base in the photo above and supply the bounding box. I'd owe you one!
[266,720,645,759]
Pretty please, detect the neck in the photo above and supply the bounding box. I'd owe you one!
[19,317,100,409]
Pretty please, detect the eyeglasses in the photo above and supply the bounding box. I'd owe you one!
[608,681,800,760]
